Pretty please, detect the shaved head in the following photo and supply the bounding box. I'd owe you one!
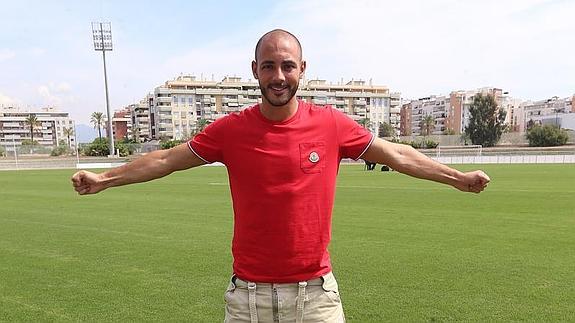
[254,29,303,61]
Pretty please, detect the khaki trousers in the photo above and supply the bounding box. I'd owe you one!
[224,272,345,323]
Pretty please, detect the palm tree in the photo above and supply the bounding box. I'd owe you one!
[90,112,104,140]
[25,114,41,144]
[420,115,435,136]
[357,118,373,132]
[62,127,74,148]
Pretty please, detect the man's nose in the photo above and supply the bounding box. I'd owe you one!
[272,67,285,82]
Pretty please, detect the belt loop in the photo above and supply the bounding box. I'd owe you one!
[296,281,307,323]
[247,282,258,323]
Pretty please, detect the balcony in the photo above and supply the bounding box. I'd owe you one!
[222,97,239,104]
[0,129,28,134]
[157,96,171,102]
[2,122,21,128]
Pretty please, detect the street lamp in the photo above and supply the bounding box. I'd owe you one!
[91,22,115,157]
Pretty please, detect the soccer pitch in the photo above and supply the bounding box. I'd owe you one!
[0,164,573,322]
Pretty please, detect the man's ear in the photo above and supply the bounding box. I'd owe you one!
[300,60,307,79]
[251,60,258,79]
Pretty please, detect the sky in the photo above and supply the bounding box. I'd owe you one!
[0,0,574,125]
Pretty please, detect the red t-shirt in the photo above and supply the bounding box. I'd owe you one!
[188,100,373,282]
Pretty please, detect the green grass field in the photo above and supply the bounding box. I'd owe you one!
[0,164,574,322]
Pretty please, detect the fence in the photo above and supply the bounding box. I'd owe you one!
[397,132,575,147]
[1,146,574,171]
[433,155,575,164]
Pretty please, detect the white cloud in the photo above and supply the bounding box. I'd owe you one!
[37,85,60,106]
[0,92,22,107]
[161,39,254,82]
[0,49,16,62]
[54,82,71,93]
[36,82,75,107]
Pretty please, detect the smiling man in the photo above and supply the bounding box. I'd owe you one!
[72,29,490,322]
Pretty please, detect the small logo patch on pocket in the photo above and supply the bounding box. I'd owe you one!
[309,151,320,163]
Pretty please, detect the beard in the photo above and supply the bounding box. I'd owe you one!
[259,80,299,107]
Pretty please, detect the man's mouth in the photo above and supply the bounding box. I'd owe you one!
[269,84,289,95]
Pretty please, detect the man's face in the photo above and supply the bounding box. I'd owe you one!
[252,36,306,107]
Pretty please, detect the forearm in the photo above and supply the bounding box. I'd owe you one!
[387,145,464,187]
[362,139,464,188]
[99,149,176,189]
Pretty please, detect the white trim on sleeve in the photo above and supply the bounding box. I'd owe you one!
[187,141,211,164]
[355,133,375,160]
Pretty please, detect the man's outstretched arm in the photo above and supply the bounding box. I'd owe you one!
[361,138,490,193]
[71,143,206,195]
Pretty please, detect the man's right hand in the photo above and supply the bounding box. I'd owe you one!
[71,170,107,195]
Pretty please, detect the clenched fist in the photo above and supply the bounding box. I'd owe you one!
[71,170,108,195]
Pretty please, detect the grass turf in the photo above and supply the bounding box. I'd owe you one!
[0,164,573,321]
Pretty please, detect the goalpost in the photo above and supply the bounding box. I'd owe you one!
[435,145,483,158]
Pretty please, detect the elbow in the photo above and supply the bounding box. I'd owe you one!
[386,145,414,172]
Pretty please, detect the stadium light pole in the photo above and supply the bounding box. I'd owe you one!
[92,22,115,157]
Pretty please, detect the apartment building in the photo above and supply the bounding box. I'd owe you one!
[126,75,401,140]
[0,106,75,151]
[149,75,261,140]
[521,95,574,131]
[401,87,508,136]
[107,108,132,141]
[128,97,152,142]
[400,103,412,136]
[448,87,506,134]
[408,96,450,136]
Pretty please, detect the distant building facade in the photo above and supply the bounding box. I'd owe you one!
[106,108,132,141]
[0,107,75,151]
[401,87,509,136]
[120,75,401,141]
[521,95,574,132]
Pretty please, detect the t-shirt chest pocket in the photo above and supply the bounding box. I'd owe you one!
[299,142,326,174]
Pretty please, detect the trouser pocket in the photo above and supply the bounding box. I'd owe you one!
[321,273,342,303]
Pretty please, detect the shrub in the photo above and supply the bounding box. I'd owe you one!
[51,146,69,156]
[83,138,109,156]
[526,125,569,147]
[83,138,132,157]
[391,138,438,149]
[420,139,439,149]
[160,140,183,150]
[21,139,39,146]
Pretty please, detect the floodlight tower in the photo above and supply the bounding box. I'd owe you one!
[92,22,115,156]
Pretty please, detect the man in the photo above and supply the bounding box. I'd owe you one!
[72,29,490,323]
